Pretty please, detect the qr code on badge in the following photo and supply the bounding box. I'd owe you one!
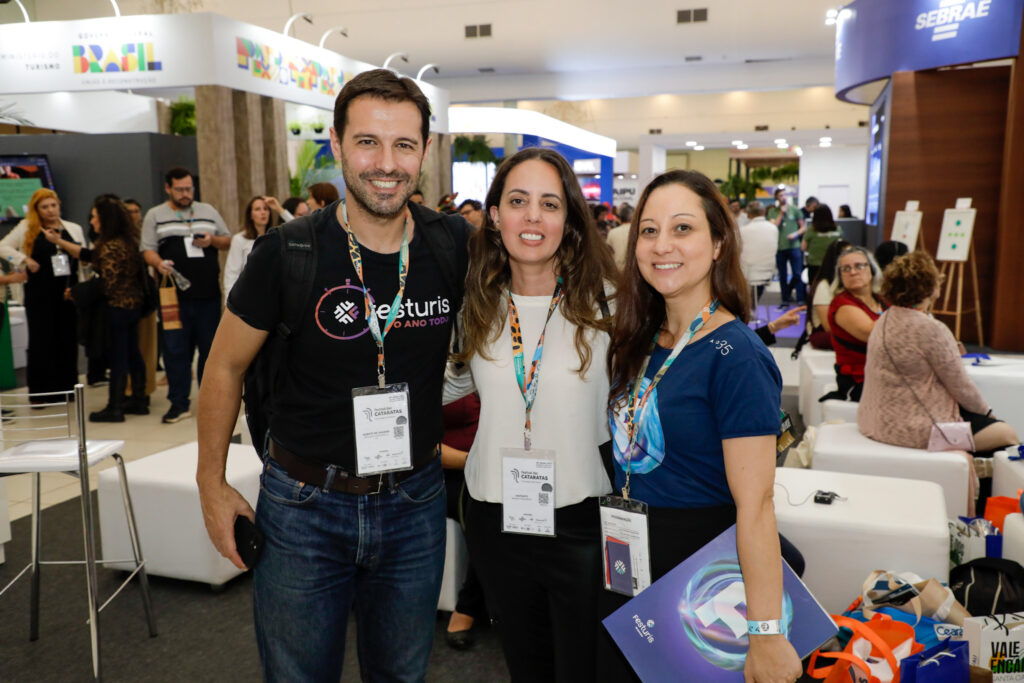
[393,425,404,438]
[538,492,549,506]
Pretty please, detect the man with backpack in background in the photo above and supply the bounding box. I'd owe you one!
[196,69,471,681]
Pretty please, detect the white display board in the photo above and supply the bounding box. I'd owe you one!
[0,13,449,132]
[891,210,922,250]
[935,208,976,262]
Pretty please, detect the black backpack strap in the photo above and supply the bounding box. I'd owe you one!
[409,202,469,353]
[275,218,318,340]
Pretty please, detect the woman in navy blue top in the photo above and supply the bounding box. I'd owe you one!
[600,170,801,683]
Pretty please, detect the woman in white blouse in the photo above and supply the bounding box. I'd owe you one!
[222,196,272,299]
[445,147,616,682]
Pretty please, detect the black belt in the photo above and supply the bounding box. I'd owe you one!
[268,441,420,495]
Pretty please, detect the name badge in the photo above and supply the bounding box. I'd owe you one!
[351,383,412,476]
[183,235,205,258]
[51,253,71,277]
[599,496,652,596]
[501,447,556,536]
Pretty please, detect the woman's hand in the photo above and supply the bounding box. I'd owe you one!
[24,257,39,273]
[768,306,805,334]
[262,196,283,214]
[6,270,28,284]
[43,228,61,245]
[744,634,802,683]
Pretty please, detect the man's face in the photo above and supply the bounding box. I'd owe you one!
[775,192,786,206]
[331,96,430,220]
[126,203,142,228]
[459,203,483,229]
[166,176,194,210]
[728,200,741,216]
[409,192,424,205]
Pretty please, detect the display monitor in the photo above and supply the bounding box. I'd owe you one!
[0,154,55,223]
[865,83,891,228]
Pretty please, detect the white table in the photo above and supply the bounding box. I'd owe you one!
[799,351,837,427]
[812,422,971,517]
[774,467,949,614]
[98,442,262,586]
[964,357,1024,437]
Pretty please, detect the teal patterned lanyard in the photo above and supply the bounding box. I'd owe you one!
[508,279,564,450]
[341,201,410,388]
[620,298,718,498]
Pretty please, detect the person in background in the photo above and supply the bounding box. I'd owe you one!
[825,246,885,401]
[730,197,750,227]
[223,196,274,299]
[82,194,115,388]
[838,204,854,219]
[282,196,310,218]
[438,192,459,214]
[45,197,148,421]
[125,197,159,409]
[859,252,1019,506]
[767,187,806,308]
[0,188,83,401]
[617,203,634,224]
[874,240,909,272]
[798,239,851,352]
[124,198,143,232]
[305,182,340,212]
[602,169,800,683]
[141,167,231,423]
[261,196,303,223]
[739,200,777,300]
[409,188,425,205]
[457,199,484,230]
[446,147,615,682]
[801,196,819,223]
[803,204,843,284]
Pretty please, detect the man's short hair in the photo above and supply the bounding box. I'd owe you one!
[805,196,819,207]
[165,167,192,186]
[458,199,482,212]
[123,198,141,209]
[746,200,765,218]
[410,188,424,198]
[333,69,432,147]
[774,187,785,198]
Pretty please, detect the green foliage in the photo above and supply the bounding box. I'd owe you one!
[452,135,497,163]
[169,95,196,136]
[289,140,339,197]
[751,163,800,186]
[718,175,761,203]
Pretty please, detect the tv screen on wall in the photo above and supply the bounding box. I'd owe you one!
[0,154,55,223]
[865,83,890,228]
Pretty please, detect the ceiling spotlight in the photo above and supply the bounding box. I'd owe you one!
[9,0,30,22]
[318,26,348,48]
[685,140,697,147]
[283,13,313,37]
[416,64,440,80]
[826,9,839,19]
[382,52,409,71]
[694,145,705,151]
[109,0,122,17]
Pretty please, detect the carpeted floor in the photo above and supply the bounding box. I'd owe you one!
[0,492,509,682]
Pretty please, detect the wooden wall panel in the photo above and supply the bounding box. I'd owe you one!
[883,67,1010,346]
[993,50,1024,350]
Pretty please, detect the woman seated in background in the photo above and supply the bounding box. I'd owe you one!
[875,240,909,271]
[802,204,842,285]
[223,196,274,298]
[824,246,885,401]
[305,182,340,211]
[798,239,850,352]
[45,197,147,421]
[0,188,83,400]
[859,251,1019,453]
[601,169,800,683]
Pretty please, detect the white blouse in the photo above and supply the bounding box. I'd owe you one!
[445,293,613,507]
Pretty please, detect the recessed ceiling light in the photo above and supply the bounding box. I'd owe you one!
[693,145,705,151]
[731,140,743,146]
[826,9,839,19]
[776,142,788,149]
[595,175,601,179]
[736,144,749,150]
[820,136,832,143]
[685,140,697,147]
[820,141,832,147]
[774,138,786,144]
[794,146,803,156]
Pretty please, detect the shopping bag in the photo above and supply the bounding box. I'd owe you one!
[899,639,969,683]
[859,570,971,627]
[952,518,1000,569]
[159,274,181,330]
[844,604,962,650]
[962,613,1024,680]
[987,499,1021,534]
[808,614,923,683]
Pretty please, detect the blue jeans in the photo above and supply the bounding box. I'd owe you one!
[253,457,447,683]
[775,248,806,303]
[160,296,221,410]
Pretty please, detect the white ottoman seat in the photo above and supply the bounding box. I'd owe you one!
[799,351,838,427]
[812,422,971,517]
[993,449,1024,499]
[98,442,262,586]
[775,467,949,614]
[821,399,859,424]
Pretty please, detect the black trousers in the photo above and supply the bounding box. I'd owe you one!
[443,470,487,621]
[466,496,602,683]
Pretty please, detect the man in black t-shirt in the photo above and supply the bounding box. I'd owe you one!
[141,167,231,423]
[197,70,470,681]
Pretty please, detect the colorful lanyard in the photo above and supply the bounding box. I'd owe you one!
[175,207,195,228]
[341,201,411,388]
[509,279,564,450]
[620,298,718,498]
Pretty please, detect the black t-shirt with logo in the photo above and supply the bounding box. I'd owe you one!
[227,205,465,469]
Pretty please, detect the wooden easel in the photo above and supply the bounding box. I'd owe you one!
[932,244,984,346]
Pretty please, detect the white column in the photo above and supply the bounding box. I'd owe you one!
[638,143,666,190]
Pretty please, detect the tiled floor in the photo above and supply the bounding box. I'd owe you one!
[2,375,215,522]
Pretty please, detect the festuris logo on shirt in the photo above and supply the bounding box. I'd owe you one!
[314,279,451,341]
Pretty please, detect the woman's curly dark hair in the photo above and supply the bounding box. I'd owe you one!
[880,250,939,308]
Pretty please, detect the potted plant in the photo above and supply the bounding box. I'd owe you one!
[288,120,303,136]
[311,118,326,135]
[452,135,498,164]
[169,95,196,136]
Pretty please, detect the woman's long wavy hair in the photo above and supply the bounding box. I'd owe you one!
[607,169,749,404]
[93,196,139,251]
[242,196,275,240]
[23,188,60,256]
[457,147,616,375]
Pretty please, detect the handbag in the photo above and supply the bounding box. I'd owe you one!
[898,639,969,683]
[808,614,923,683]
[139,266,159,317]
[69,276,105,308]
[880,313,975,453]
[855,570,970,627]
[159,274,182,330]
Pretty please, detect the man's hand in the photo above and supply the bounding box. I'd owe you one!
[198,478,256,570]
[744,634,802,683]
[192,232,213,248]
[156,259,175,276]
[24,257,39,273]
[787,232,800,240]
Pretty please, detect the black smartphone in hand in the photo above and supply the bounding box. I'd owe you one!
[234,516,264,569]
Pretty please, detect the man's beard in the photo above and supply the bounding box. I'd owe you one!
[341,164,415,220]
[172,196,193,210]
